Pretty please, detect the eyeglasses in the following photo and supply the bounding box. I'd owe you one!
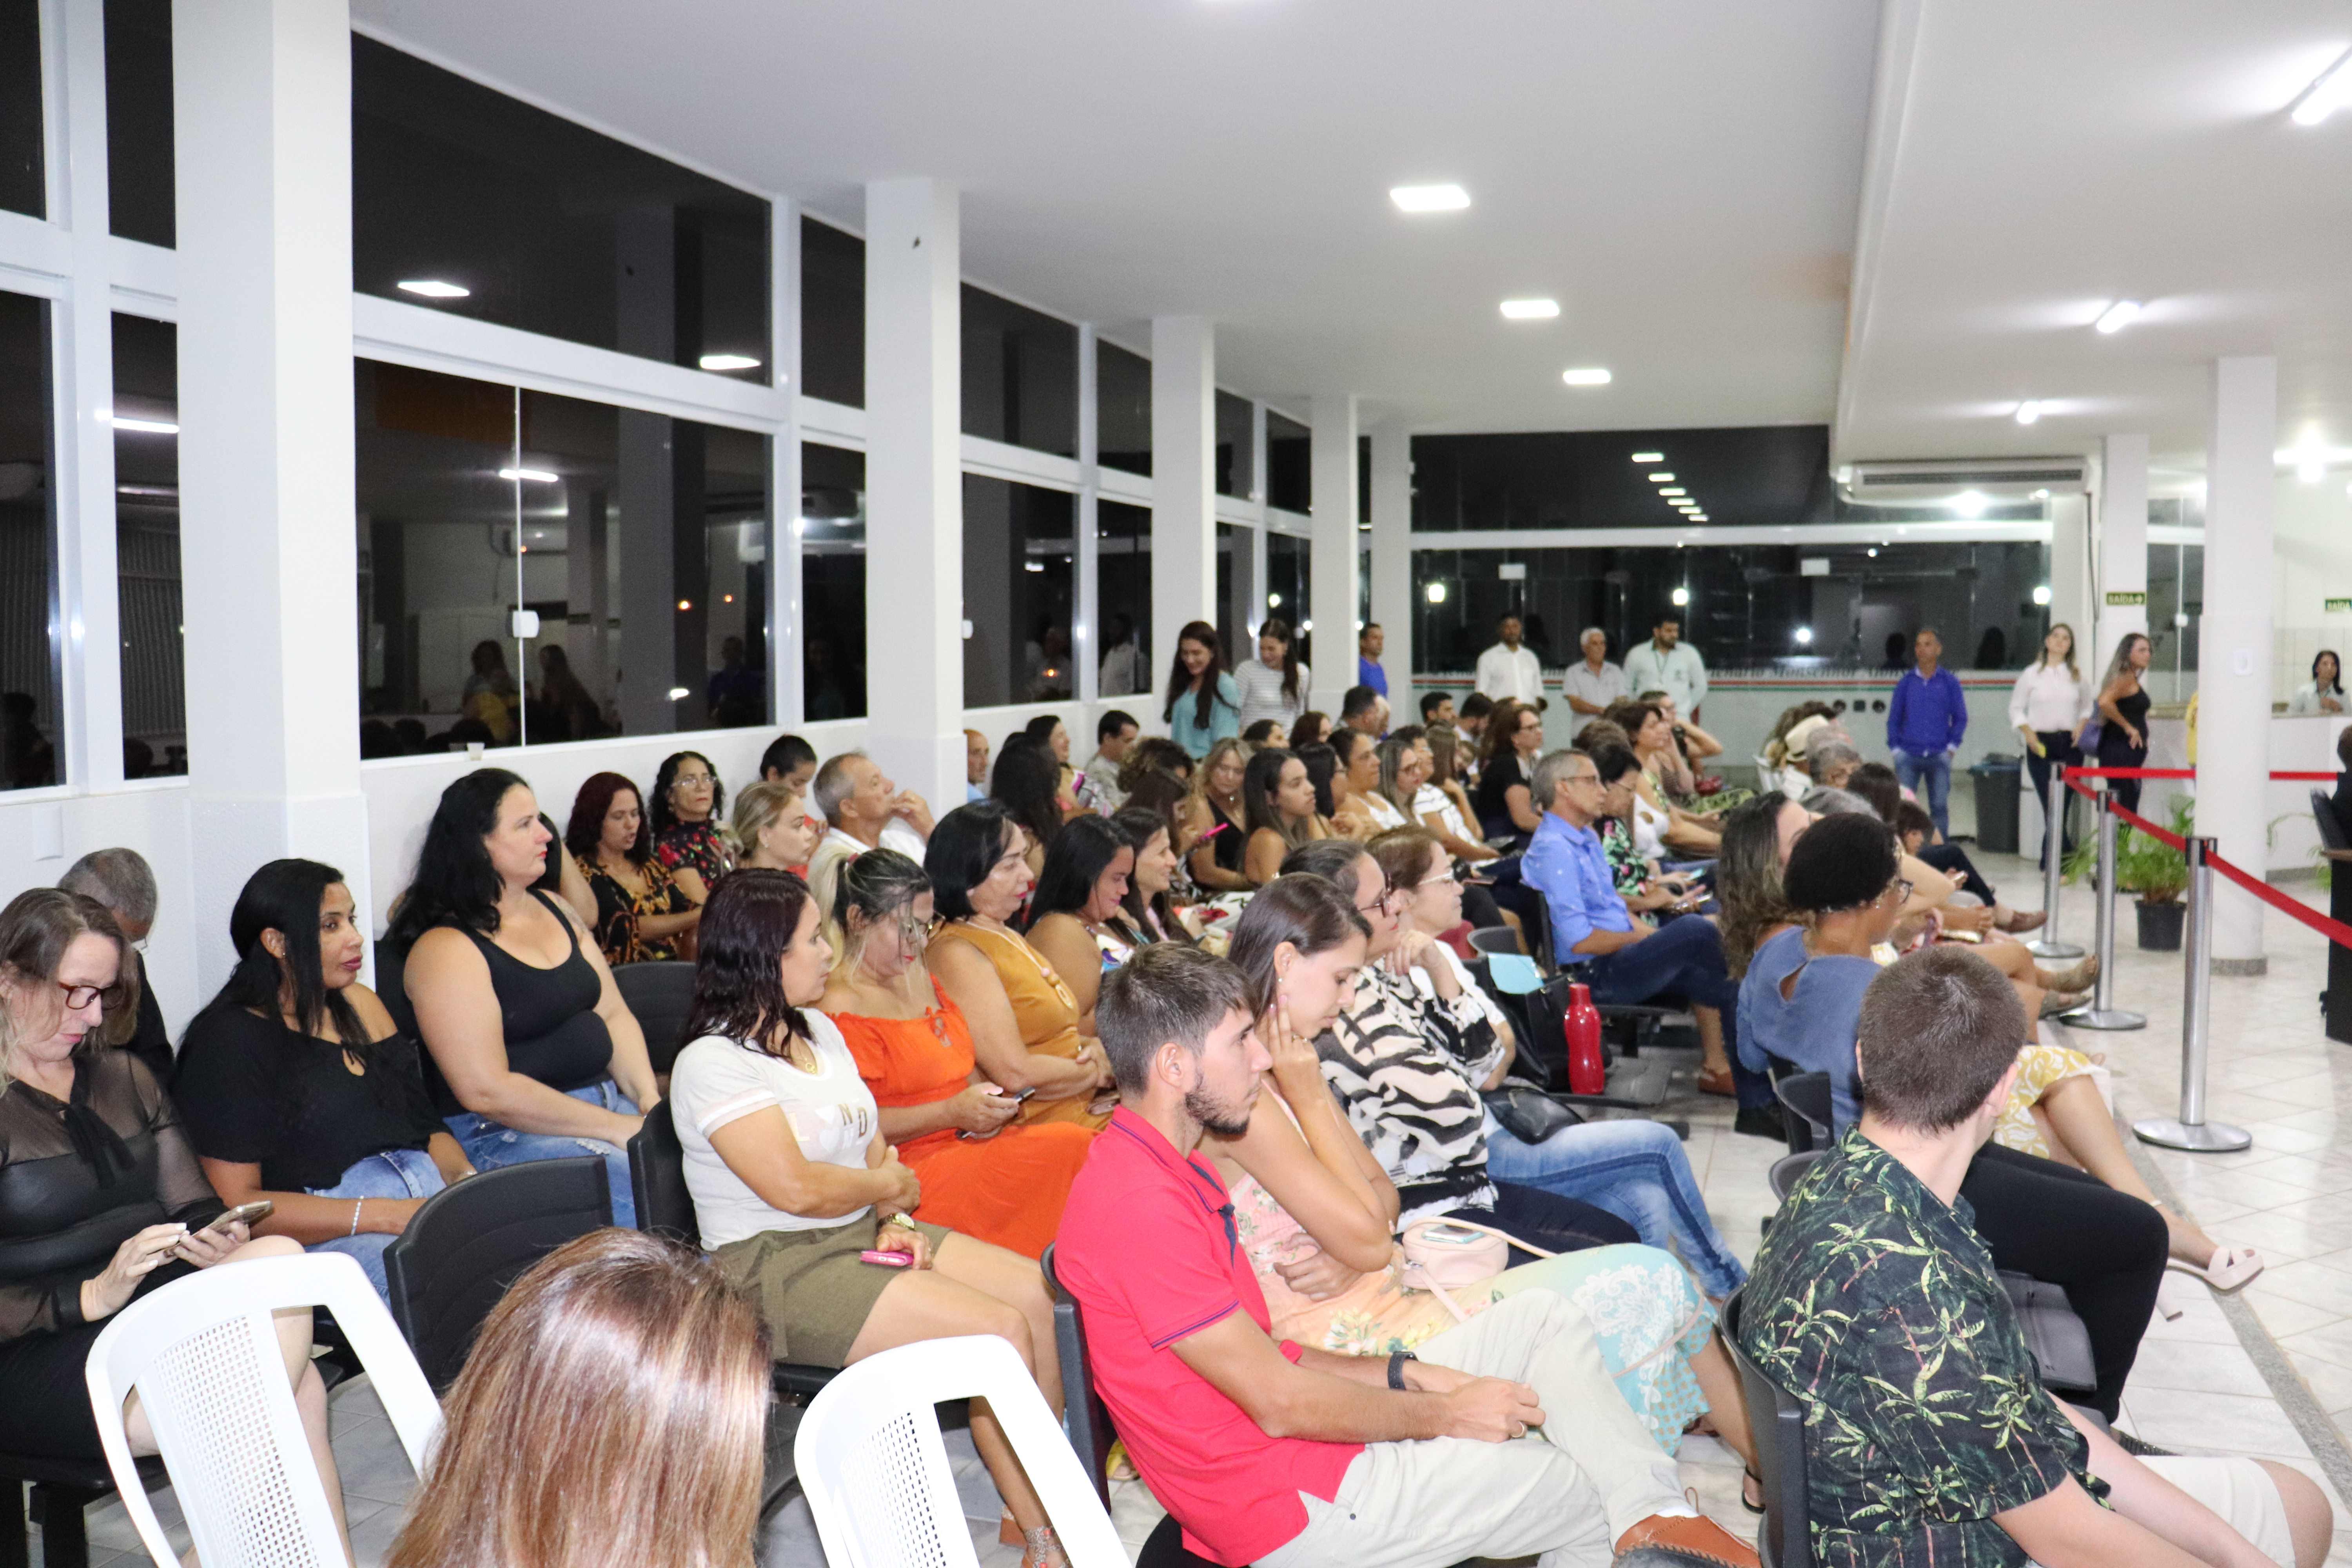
[56,981,105,1009]
[1560,772,1604,791]
[1359,876,1399,916]
[1420,869,1460,889]
[897,910,942,950]
[1879,878,1914,906]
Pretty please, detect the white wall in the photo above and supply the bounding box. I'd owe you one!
[2272,474,2352,697]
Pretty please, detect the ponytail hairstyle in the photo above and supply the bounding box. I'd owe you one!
[1257,617,1302,706]
[201,859,370,1055]
[832,849,933,967]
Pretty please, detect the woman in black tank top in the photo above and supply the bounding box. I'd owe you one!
[2094,632,2155,814]
[389,769,662,1227]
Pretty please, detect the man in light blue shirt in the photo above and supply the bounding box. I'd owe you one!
[1621,611,1708,723]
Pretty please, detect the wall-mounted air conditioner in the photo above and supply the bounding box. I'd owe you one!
[1837,456,2091,506]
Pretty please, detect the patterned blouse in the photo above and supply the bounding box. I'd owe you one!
[583,857,696,965]
[654,820,730,890]
[1313,962,1504,1224]
[1739,1128,2108,1567]
[1599,816,1647,897]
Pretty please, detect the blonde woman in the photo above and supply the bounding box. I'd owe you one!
[1365,735,1420,832]
[1179,736,1253,894]
[730,779,820,873]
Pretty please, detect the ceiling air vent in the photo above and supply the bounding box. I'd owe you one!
[1838,457,2089,505]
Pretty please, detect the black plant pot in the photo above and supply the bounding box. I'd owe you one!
[2136,899,2187,951]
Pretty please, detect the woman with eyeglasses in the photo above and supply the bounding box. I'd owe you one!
[649,749,733,890]
[818,853,1094,1261]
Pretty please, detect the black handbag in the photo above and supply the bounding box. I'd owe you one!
[1482,1085,1584,1144]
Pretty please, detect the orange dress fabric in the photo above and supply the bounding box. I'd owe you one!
[827,982,1096,1260]
[926,923,1111,1131]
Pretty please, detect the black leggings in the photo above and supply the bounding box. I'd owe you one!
[1916,842,1994,905]
[1959,1142,2166,1419]
[1450,1180,1640,1269]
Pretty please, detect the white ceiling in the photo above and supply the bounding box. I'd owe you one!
[352,0,1879,435]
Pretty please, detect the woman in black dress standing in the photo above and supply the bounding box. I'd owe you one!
[2095,632,2155,815]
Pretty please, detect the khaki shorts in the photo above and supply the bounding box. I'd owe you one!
[2031,1456,2294,1568]
[714,1213,955,1367]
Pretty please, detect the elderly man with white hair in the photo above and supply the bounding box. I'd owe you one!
[1559,627,1625,717]
[57,846,172,1080]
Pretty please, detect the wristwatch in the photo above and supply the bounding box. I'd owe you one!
[1387,1350,1417,1390]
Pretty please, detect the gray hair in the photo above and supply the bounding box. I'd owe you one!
[810,751,867,826]
[1529,748,1591,808]
[1578,626,1606,645]
[1802,786,1876,817]
[1809,740,1862,776]
[58,848,158,926]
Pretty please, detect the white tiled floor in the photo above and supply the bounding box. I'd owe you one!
[22,846,2352,1566]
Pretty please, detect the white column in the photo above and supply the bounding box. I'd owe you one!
[864,178,964,813]
[770,197,804,726]
[1151,316,1215,698]
[1369,421,1412,707]
[2094,434,2149,671]
[2198,358,2277,973]
[1075,324,1100,706]
[1308,392,1359,716]
[2049,493,2091,657]
[175,0,367,983]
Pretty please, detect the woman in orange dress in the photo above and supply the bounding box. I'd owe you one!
[818,847,1095,1259]
[922,802,1116,1131]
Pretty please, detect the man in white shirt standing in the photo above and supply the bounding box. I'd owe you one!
[1622,610,1708,724]
[1560,628,1626,717]
[805,751,934,931]
[1473,613,1545,705]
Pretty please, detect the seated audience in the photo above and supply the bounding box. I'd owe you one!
[172,858,473,1301]
[1362,737,1420,832]
[1421,691,1457,727]
[1340,682,1384,737]
[759,731,818,790]
[0,888,351,1548]
[1181,736,1255,894]
[392,768,658,1225]
[386,1229,770,1568]
[820,853,1094,1259]
[1807,738,1861,791]
[1241,717,1287,750]
[1412,726,1497,865]
[567,771,706,964]
[992,734,1069,875]
[1291,709,1333,748]
[1053,941,1757,1568]
[58,846,171,1080]
[1643,691,1743,811]
[1472,697,1545,845]
[1602,699,1720,856]
[1741,946,2328,1568]
[1164,619,1241,759]
[1324,728,1383,840]
[1850,760,2045,933]
[1027,816,1148,1029]
[1714,792,1811,982]
[1076,708,1140,811]
[649,749,732,891]
[926,801,1116,1130]
[1587,743,1709,926]
[668,870,1071,1566]
[1112,804,1196,945]
[806,750,936,927]
[1455,690,1493,755]
[965,728,992,803]
[1241,746,1325,885]
[532,811,599,926]
[731,778,821,873]
[1519,748,1775,1138]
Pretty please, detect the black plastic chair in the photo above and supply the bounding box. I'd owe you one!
[0,1452,169,1568]
[1773,1073,1833,1155]
[614,960,695,1076]
[1038,1244,1118,1508]
[626,1102,838,1397]
[1767,1151,1821,1201]
[1722,1290,1810,1568]
[1521,976,1679,1111]
[1465,926,1523,961]
[383,1156,612,1391]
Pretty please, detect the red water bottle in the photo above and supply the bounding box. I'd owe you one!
[1563,982,1605,1095]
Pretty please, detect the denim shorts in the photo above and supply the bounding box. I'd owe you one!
[305,1144,449,1301]
[443,1079,638,1228]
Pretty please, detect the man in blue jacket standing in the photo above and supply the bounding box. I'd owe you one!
[1887,626,1967,837]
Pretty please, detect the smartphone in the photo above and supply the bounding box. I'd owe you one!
[1007,1085,1038,1104]
[202,1200,274,1235]
[1417,1222,1489,1246]
[858,1249,912,1267]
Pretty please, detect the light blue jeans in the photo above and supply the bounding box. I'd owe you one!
[305,1145,449,1302]
[1481,1111,1747,1300]
[444,1080,638,1229]
[1894,749,1953,838]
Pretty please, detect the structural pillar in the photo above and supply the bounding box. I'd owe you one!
[769,197,804,726]
[2049,493,2091,661]
[1368,422,1413,708]
[864,178,965,814]
[2094,434,2149,672]
[1151,317,1216,692]
[175,0,367,983]
[2198,358,2278,973]
[1308,392,1359,717]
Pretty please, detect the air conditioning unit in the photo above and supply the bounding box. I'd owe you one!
[1837,456,2090,506]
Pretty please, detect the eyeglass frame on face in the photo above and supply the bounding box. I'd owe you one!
[55,980,106,1010]
[1869,878,1914,910]
[894,906,942,953]
[1357,873,1400,916]
[1558,766,1606,798]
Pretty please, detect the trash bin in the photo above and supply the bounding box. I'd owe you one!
[1969,756,2022,854]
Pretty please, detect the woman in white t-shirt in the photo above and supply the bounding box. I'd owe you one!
[668,869,1074,1568]
[1232,617,1310,733]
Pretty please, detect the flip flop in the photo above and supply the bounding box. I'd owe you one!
[2169,1245,2263,1293]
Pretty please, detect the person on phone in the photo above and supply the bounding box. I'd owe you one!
[1054,940,1759,1568]
[1180,737,1254,894]
[0,889,354,1547]
[172,858,475,1301]
[668,870,1073,1568]
[388,769,661,1227]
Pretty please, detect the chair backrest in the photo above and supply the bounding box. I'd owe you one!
[87,1252,441,1568]
[1039,1244,1117,1508]
[628,1100,702,1246]
[383,1156,612,1391]
[1768,1151,1821,1202]
[1722,1289,1810,1568]
[2314,788,2351,854]
[1774,1071,1833,1155]
[795,1334,1127,1568]
[613,960,697,1076]
[1466,926,1520,959]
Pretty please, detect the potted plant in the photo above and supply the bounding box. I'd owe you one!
[2116,795,2194,950]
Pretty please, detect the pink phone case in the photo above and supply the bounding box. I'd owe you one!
[859,1250,912,1267]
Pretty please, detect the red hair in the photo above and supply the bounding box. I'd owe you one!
[565,772,650,866]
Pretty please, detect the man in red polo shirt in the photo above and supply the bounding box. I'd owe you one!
[1055,944,1756,1568]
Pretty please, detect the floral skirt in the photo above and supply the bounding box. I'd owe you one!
[1993,1043,2103,1159]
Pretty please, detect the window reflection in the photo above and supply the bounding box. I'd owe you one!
[1097,341,1151,477]
[0,0,42,220]
[0,290,58,789]
[104,0,173,247]
[801,218,864,409]
[1267,532,1310,671]
[1096,499,1151,697]
[801,441,866,720]
[1215,391,1252,500]
[1265,410,1311,514]
[113,313,183,775]
[963,476,1074,708]
[962,288,1076,458]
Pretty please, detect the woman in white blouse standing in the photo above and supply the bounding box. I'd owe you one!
[1232,617,1309,733]
[2009,623,2093,869]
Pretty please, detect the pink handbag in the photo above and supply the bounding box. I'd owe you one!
[1399,1219,1551,1320]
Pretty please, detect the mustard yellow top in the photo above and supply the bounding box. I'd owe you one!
[927,922,1110,1130]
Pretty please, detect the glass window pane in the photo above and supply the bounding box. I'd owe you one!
[1097,340,1151,476]
[0,289,60,789]
[1265,410,1310,513]
[801,441,866,720]
[352,37,770,378]
[1215,390,1252,500]
[0,0,42,220]
[1267,531,1310,671]
[1096,499,1150,697]
[800,217,864,408]
[962,475,1074,708]
[113,312,182,775]
[1215,523,1238,670]
[104,0,173,246]
[961,288,1076,458]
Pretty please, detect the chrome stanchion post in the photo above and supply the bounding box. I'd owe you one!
[2066,782,2143,1030]
[2134,836,2251,1152]
[2027,760,2083,960]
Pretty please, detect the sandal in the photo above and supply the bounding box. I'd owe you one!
[2038,990,2090,1019]
[2169,1244,2263,1293]
[1742,1468,1765,1514]
[2043,954,2100,994]
[1997,906,2048,934]
[1019,1525,1070,1568]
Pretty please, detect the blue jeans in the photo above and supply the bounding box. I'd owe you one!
[1482,1112,1748,1300]
[1894,750,1953,837]
[444,1080,637,1228]
[1579,915,1771,1111]
[305,1146,449,1302]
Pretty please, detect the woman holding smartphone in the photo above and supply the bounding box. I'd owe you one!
[0,888,355,1551]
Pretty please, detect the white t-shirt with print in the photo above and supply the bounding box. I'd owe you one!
[669,1013,879,1247]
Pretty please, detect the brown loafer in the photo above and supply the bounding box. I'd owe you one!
[1997,906,2047,933]
[1612,1513,1760,1567]
[1695,1065,1737,1098]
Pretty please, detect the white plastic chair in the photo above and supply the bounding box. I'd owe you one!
[795,1334,1126,1568]
[85,1251,442,1568]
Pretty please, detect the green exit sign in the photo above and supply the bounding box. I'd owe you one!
[2105,590,2147,606]
[2328,598,2352,613]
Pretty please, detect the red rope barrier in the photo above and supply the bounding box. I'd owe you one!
[2065,766,2340,782]
[2061,777,2352,948]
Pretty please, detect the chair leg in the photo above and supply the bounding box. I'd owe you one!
[27,1484,99,1568]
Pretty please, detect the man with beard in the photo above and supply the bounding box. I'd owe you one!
[1052,944,1754,1568]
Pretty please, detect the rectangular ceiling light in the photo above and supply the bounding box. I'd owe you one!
[1561,367,1612,386]
[1658,487,1686,497]
[1499,298,1559,319]
[2093,300,2141,334]
[499,467,559,483]
[1647,472,1675,482]
[2014,400,2042,425]
[2291,46,2352,125]
[109,415,178,434]
[699,353,762,372]
[1632,451,1664,463]
[397,279,470,299]
[1390,183,1470,212]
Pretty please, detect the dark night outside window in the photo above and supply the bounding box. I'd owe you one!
[0,289,60,789]
[0,0,42,220]
[1096,499,1151,698]
[963,475,1074,708]
[1215,390,1252,500]
[1265,410,1310,513]
[114,313,182,773]
[104,0,174,246]
[801,441,866,720]
[800,217,864,408]
[1267,532,1310,671]
[962,287,1077,459]
[1097,339,1151,477]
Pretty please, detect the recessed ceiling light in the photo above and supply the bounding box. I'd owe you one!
[1670,586,1690,606]
[2093,300,2141,334]
[1390,183,1470,212]
[1561,367,1611,387]
[2014,400,2042,425]
[1631,452,1663,463]
[1425,582,1447,604]
[397,279,470,299]
[1499,298,1559,319]
[1647,472,1675,482]
[2299,457,2327,482]
[2290,46,2352,125]
[1953,490,1989,517]
[1689,514,1709,522]
[2033,585,2053,605]
[699,353,762,372]
[498,467,559,483]
[1659,487,1686,497]
[108,415,177,434]
[1794,626,1814,646]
